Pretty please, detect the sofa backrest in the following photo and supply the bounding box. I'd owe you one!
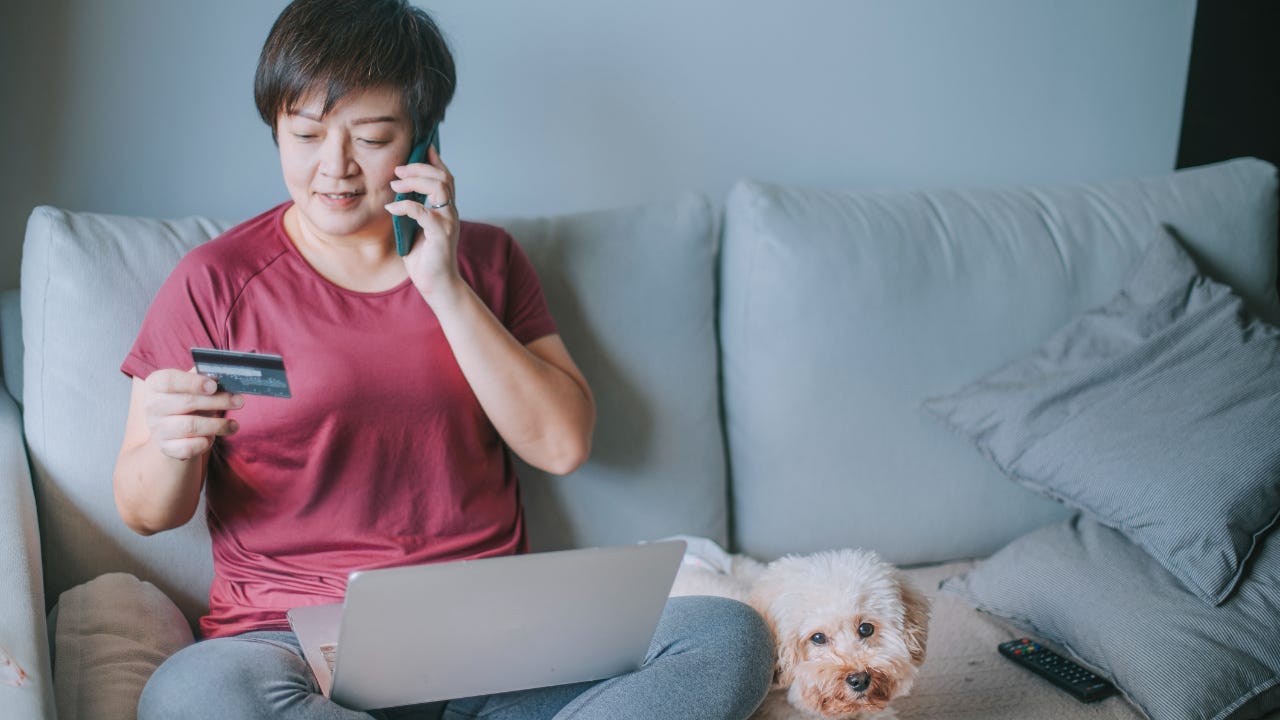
[22,209,230,622]
[20,196,727,624]
[23,159,1280,623]
[720,157,1280,564]
[495,200,728,553]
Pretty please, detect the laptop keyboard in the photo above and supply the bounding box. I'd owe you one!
[320,643,338,673]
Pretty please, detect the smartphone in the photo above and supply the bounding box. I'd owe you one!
[393,123,441,256]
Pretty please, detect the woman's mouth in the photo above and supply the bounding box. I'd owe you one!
[317,191,362,208]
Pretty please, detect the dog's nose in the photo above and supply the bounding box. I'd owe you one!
[846,671,871,693]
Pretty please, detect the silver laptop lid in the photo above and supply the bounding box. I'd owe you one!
[331,540,686,710]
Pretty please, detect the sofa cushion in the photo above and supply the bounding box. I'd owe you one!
[22,207,231,623]
[492,195,728,551]
[719,157,1280,563]
[21,196,727,626]
[941,515,1280,720]
[53,573,193,720]
[923,227,1280,605]
[892,560,1144,720]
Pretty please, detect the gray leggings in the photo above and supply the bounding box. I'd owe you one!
[138,596,773,720]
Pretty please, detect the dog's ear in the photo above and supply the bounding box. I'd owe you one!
[773,628,803,689]
[748,559,801,689]
[897,574,931,666]
[745,600,795,688]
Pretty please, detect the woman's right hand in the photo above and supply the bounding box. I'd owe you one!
[142,368,243,460]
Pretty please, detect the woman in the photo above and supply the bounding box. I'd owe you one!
[113,1,773,718]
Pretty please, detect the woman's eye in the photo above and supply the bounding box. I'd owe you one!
[358,138,390,146]
[809,632,828,645]
[858,623,875,638]
[292,133,317,141]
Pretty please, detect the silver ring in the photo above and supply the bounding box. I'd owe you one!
[428,199,452,210]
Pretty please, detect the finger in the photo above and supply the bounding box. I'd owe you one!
[384,198,430,221]
[396,150,453,199]
[150,426,220,461]
[154,413,239,442]
[158,436,216,461]
[394,162,448,182]
[424,190,454,211]
[152,390,245,417]
[388,176,450,205]
[385,198,454,228]
[148,368,219,396]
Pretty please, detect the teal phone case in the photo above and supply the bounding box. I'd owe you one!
[393,124,440,256]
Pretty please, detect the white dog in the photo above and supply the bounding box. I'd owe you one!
[668,537,930,719]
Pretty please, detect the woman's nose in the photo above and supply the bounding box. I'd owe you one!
[318,136,354,177]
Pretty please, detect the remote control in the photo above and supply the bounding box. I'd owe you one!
[998,638,1116,703]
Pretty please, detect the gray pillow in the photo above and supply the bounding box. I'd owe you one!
[923,228,1280,605]
[941,515,1280,720]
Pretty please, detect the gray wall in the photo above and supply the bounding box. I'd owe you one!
[0,0,1197,291]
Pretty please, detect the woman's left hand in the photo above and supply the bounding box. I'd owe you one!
[385,144,461,301]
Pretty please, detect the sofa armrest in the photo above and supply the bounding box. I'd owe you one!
[0,389,54,719]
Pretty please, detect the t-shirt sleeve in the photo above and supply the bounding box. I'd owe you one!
[502,236,559,345]
[120,250,229,380]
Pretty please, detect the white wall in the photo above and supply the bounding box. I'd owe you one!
[0,0,1197,290]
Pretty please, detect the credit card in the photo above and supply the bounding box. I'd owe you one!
[191,348,291,399]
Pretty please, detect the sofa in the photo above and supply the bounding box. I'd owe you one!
[3,157,1279,720]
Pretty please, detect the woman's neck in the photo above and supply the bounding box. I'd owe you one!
[282,205,409,293]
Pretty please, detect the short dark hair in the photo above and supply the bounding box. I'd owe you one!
[254,0,456,143]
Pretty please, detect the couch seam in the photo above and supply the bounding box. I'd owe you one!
[724,185,762,552]
[704,193,733,550]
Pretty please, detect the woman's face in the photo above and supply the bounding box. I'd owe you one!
[275,85,413,243]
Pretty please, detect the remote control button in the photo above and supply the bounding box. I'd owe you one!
[999,638,1116,704]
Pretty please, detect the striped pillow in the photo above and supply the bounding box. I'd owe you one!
[924,227,1280,605]
[942,515,1280,720]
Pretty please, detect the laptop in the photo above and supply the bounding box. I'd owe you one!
[286,539,686,710]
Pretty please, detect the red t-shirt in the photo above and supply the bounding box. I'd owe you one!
[121,202,558,639]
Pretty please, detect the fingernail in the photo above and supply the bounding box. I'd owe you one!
[231,394,245,408]
[228,420,240,433]
[204,380,217,393]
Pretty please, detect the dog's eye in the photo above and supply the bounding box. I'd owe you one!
[809,632,828,645]
[858,623,875,638]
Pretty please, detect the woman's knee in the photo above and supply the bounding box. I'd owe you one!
[139,640,216,718]
[665,596,775,695]
[138,634,311,719]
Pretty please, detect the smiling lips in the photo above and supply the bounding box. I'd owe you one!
[317,190,362,208]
